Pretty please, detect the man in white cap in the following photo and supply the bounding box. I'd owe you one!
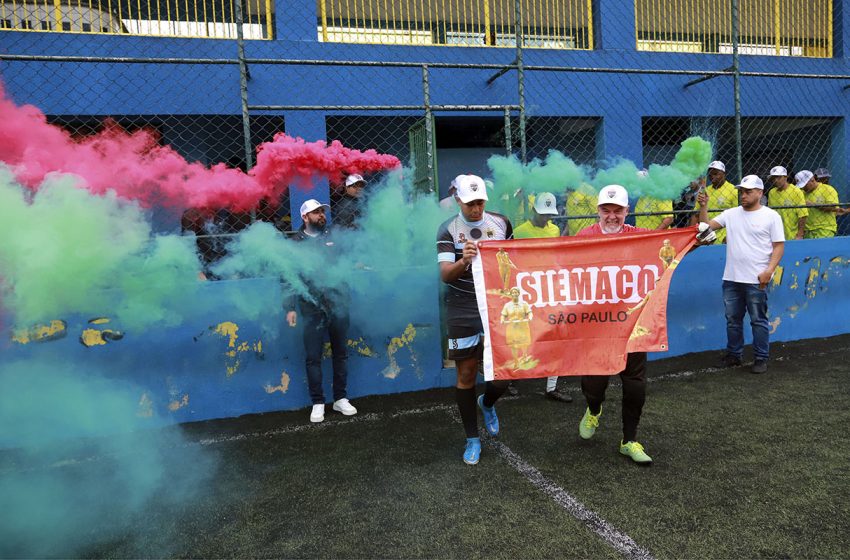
[695,161,738,243]
[334,173,367,229]
[574,185,653,464]
[766,166,807,240]
[513,191,573,404]
[798,169,847,238]
[436,174,513,465]
[286,199,357,423]
[698,175,785,374]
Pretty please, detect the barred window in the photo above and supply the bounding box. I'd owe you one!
[0,0,274,39]
[636,0,832,58]
[317,0,593,49]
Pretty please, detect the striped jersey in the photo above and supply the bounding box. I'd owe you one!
[436,212,513,308]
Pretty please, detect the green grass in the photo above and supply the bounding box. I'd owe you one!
[7,335,850,559]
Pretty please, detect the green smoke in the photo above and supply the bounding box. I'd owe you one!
[0,361,215,557]
[0,167,203,330]
[211,169,446,330]
[485,136,713,207]
[593,136,713,199]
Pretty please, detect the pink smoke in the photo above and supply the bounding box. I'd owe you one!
[0,86,401,211]
[252,134,401,191]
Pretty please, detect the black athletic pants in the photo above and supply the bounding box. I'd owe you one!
[581,352,647,443]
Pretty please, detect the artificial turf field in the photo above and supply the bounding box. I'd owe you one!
[8,334,850,559]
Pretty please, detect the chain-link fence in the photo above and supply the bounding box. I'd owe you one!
[2,0,849,251]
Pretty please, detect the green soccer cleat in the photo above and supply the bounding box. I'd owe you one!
[619,440,653,464]
[578,407,601,440]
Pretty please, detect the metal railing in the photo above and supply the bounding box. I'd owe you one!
[635,0,832,57]
[316,0,592,48]
[0,0,274,39]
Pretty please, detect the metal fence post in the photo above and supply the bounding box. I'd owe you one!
[514,0,527,164]
[235,0,253,172]
[422,65,436,195]
[732,0,743,179]
[504,106,512,156]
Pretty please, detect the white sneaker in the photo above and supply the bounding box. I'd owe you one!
[332,398,357,416]
[310,404,325,423]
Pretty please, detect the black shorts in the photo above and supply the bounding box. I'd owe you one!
[446,304,484,362]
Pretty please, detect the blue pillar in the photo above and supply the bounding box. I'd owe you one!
[283,111,328,229]
[276,0,316,42]
[595,0,636,51]
[597,112,644,168]
[834,0,850,59]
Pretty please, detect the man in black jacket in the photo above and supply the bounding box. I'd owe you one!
[286,199,357,423]
[333,174,366,229]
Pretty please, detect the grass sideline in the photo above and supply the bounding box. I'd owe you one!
[5,335,850,558]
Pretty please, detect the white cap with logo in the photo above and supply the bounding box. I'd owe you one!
[769,166,788,177]
[532,192,558,216]
[597,184,629,208]
[300,199,330,217]
[453,174,488,203]
[795,170,814,189]
[345,173,365,187]
[708,161,726,172]
[737,175,764,190]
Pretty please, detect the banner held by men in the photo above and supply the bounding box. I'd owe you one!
[472,228,697,381]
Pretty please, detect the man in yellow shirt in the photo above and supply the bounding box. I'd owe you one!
[797,169,848,238]
[693,161,738,243]
[766,165,807,240]
[513,192,573,404]
[635,196,674,229]
[565,185,598,236]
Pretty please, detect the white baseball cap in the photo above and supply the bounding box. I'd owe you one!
[597,184,629,208]
[814,167,831,179]
[708,161,726,172]
[345,173,365,187]
[532,192,558,216]
[299,199,330,217]
[453,174,488,203]
[795,170,814,189]
[769,166,787,177]
[737,175,764,190]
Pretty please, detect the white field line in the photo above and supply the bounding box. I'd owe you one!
[2,346,844,475]
[486,436,655,560]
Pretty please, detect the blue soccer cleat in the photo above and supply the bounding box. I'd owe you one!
[477,394,500,436]
[463,437,481,465]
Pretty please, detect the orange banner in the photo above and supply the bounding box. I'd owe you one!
[472,228,697,380]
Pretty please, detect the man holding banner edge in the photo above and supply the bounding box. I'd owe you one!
[471,184,708,465]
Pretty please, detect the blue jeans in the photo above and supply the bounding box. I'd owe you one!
[302,309,349,404]
[722,280,769,361]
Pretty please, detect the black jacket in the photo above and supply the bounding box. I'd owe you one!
[285,225,350,315]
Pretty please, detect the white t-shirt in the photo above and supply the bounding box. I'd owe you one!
[715,206,785,284]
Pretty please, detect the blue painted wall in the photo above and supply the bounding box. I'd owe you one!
[2,238,848,443]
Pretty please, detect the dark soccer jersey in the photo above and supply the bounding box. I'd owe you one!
[436,211,513,310]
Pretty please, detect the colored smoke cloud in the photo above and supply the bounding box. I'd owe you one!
[251,134,401,192]
[0,167,203,330]
[0,86,399,212]
[485,136,713,212]
[0,361,216,557]
[211,169,446,331]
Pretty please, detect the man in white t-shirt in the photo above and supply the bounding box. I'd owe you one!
[697,175,785,374]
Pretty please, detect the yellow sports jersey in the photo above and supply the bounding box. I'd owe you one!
[706,180,738,243]
[767,186,808,240]
[565,190,597,236]
[635,197,674,230]
[513,220,560,239]
[804,183,839,238]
